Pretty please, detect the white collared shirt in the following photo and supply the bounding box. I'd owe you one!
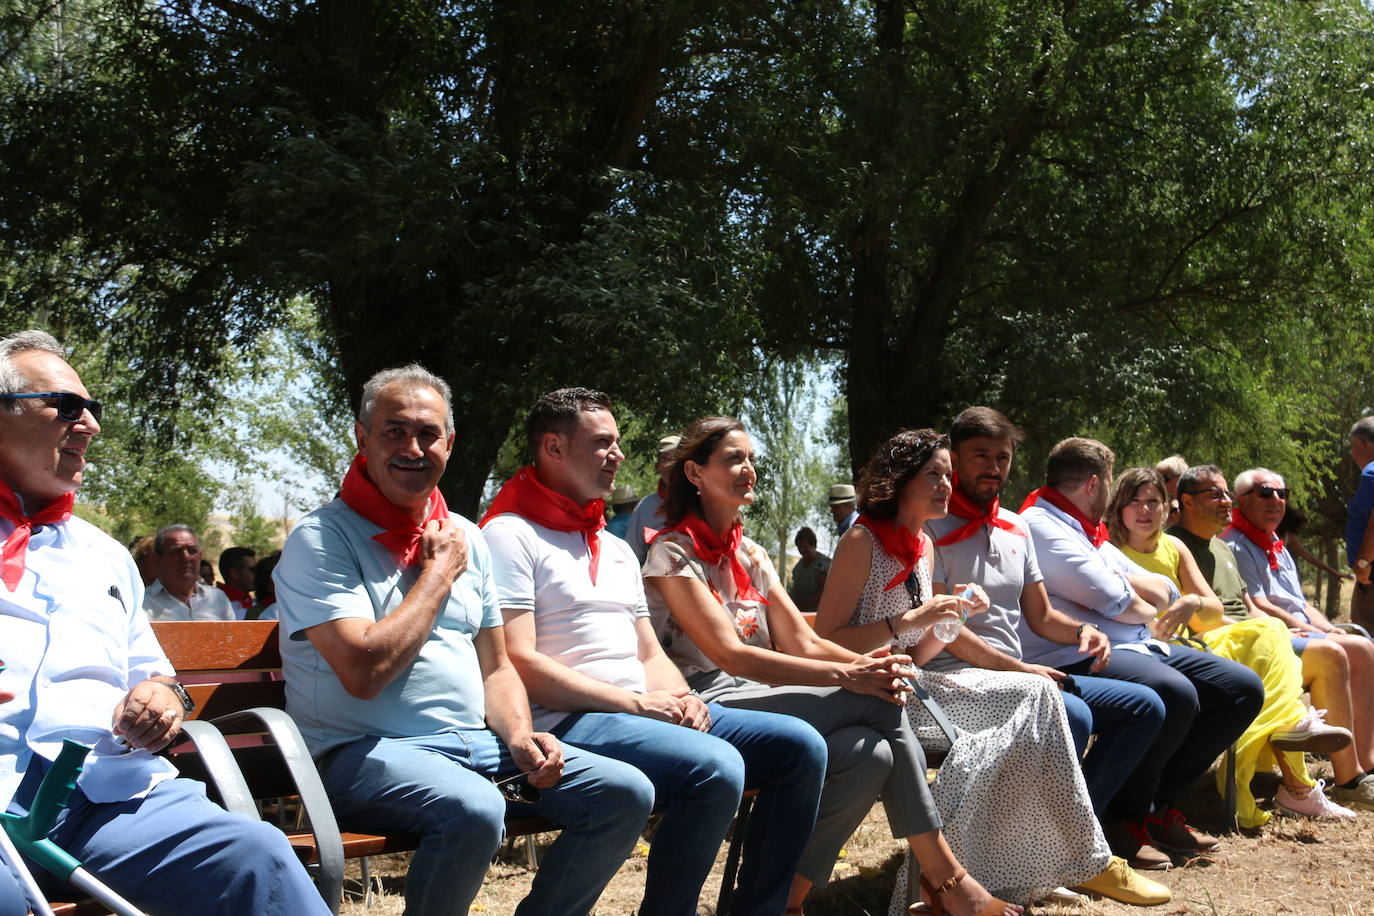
[1020,500,1176,667]
[1,515,178,808]
[143,578,236,621]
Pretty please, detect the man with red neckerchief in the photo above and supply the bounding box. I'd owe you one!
[925,408,1169,902]
[481,388,825,916]
[1019,437,1262,870]
[273,366,653,916]
[0,330,327,916]
[1223,467,1374,809]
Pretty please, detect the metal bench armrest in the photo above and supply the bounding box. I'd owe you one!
[176,720,259,820]
[206,708,343,915]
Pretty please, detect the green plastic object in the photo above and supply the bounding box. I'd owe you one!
[0,739,90,880]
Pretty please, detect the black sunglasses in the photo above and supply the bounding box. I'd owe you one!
[0,391,102,423]
[1253,485,1289,500]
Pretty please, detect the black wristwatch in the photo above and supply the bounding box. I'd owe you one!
[1074,622,1098,642]
[165,680,196,714]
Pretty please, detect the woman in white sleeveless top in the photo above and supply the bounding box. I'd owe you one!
[815,429,1110,912]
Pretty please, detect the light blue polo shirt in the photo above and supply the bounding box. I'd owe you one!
[275,498,503,757]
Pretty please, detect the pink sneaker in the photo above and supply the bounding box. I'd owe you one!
[1275,780,1357,819]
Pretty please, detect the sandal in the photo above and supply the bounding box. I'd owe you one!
[910,868,1022,916]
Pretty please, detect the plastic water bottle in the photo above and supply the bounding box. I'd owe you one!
[932,585,974,642]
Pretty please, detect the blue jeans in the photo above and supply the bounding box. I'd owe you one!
[553,704,826,916]
[1,769,328,916]
[1060,675,1167,816]
[1061,644,1263,821]
[316,728,654,916]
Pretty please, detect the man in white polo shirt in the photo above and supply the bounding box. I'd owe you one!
[482,388,826,916]
[0,330,326,916]
[141,524,235,621]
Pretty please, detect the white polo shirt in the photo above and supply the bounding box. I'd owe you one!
[484,514,649,731]
[1,514,178,808]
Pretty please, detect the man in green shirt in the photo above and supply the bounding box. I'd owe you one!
[1171,464,1374,809]
[1167,465,1250,621]
[786,526,830,613]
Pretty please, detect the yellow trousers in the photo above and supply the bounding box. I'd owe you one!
[1198,616,1312,827]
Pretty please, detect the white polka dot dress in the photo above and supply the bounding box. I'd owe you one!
[850,525,1111,908]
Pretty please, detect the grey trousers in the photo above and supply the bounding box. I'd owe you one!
[696,675,942,884]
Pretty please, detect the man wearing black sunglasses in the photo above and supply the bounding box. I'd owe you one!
[1224,467,1374,809]
[0,330,329,915]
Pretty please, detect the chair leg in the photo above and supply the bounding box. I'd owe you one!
[715,794,755,916]
[359,856,374,908]
[524,834,540,870]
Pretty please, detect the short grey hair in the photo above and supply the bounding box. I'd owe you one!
[1234,467,1283,497]
[154,524,198,555]
[1351,416,1374,444]
[358,364,454,434]
[0,330,65,412]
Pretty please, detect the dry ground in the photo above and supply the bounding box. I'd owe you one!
[336,757,1374,916]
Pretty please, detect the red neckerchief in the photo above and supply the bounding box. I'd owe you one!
[1020,486,1108,547]
[218,582,252,608]
[652,513,768,604]
[339,454,450,568]
[1225,510,1285,571]
[0,481,74,591]
[935,474,1026,546]
[858,514,927,591]
[480,465,605,584]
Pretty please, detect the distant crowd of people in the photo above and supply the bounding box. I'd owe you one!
[126,529,280,622]
[6,326,1374,916]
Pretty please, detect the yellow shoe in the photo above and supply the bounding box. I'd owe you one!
[1072,856,1172,906]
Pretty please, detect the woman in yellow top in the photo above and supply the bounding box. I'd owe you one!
[1107,467,1354,825]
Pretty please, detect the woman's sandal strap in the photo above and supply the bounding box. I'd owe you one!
[932,867,967,896]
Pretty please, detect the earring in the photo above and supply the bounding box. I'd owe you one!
[696,487,702,496]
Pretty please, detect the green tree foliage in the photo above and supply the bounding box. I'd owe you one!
[742,357,830,574]
[0,0,760,515]
[3,0,1373,522]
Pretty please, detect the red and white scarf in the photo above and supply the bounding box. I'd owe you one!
[339,454,450,568]
[0,481,74,591]
[858,514,928,591]
[1225,510,1285,571]
[652,513,768,604]
[934,473,1026,546]
[1020,486,1108,547]
[480,465,606,584]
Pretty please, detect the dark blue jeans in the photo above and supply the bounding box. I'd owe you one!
[1060,676,1167,816]
[1060,644,1263,821]
[553,703,826,916]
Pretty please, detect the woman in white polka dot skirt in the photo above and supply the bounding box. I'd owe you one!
[816,429,1112,913]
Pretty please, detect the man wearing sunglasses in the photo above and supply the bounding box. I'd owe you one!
[1224,467,1374,808]
[0,330,329,916]
[1174,465,1372,808]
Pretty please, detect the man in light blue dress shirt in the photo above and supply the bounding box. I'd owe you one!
[0,330,326,916]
